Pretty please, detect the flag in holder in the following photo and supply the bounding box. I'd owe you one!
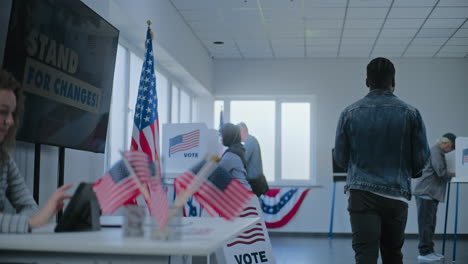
[174,158,254,221]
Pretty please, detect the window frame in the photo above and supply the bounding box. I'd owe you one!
[216,96,317,186]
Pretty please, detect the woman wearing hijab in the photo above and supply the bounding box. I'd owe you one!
[219,123,251,189]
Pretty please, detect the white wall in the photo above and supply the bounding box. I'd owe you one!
[214,58,468,234]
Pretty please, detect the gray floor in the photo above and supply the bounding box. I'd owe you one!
[270,233,468,264]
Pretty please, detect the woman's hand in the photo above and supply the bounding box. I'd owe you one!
[29,184,73,229]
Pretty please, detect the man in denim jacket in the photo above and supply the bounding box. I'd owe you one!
[334,57,430,264]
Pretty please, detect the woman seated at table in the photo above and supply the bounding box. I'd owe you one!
[0,70,72,233]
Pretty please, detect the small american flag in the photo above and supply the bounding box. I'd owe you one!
[123,150,153,184]
[169,129,200,157]
[174,166,253,221]
[148,177,170,229]
[92,161,140,215]
[463,148,468,165]
[124,150,169,229]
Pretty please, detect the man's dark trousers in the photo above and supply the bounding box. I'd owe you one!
[348,189,408,264]
[415,196,439,255]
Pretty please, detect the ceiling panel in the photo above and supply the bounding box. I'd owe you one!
[404,52,437,57]
[454,29,468,37]
[341,38,376,45]
[340,51,372,57]
[346,19,384,29]
[376,38,412,45]
[393,0,438,7]
[439,45,468,52]
[308,29,342,38]
[349,0,393,8]
[271,38,303,47]
[303,8,346,19]
[307,51,338,57]
[169,0,468,59]
[424,18,466,28]
[380,28,419,37]
[418,28,458,37]
[343,29,380,38]
[307,46,339,53]
[435,52,468,57]
[406,45,441,53]
[373,45,407,53]
[179,10,220,22]
[384,18,425,28]
[307,38,341,45]
[347,8,389,19]
[259,0,300,9]
[430,7,468,18]
[241,51,273,58]
[412,37,449,45]
[446,37,468,45]
[170,0,223,9]
[340,45,373,53]
[269,30,303,38]
[275,48,305,58]
[304,0,348,8]
[438,0,468,7]
[307,19,344,29]
[388,8,432,19]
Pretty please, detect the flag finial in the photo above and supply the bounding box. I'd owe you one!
[147,20,152,26]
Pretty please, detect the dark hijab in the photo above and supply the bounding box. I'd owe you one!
[220,123,246,167]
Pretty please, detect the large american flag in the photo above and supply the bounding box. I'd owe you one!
[174,166,253,221]
[130,26,161,177]
[92,160,140,215]
[169,129,200,156]
[129,26,169,228]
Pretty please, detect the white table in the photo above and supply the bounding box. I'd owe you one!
[0,217,259,264]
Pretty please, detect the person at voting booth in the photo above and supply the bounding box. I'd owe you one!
[219,122,251,189]
[413,133,456,262]
[0,70,72,233]
[238,122,269,197]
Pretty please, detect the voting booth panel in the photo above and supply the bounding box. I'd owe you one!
[453,137,468,183]
[162,123,221,179]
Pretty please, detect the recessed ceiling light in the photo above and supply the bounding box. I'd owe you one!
[213,41,224,45]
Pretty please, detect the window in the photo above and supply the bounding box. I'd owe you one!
[230,101,276,182]
[180,89,191,123]
[214,100,224,129]
[218,98,316,184]
[106,44,128,167]
[191,97,198,122]
[127,53,144,144]
[281,102,310,181]
[155,71,168,127]
[171,85,179,123]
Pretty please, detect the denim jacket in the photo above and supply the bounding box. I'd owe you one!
[334,89,430,200]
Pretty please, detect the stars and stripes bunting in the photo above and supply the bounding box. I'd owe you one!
[260,187,310,229]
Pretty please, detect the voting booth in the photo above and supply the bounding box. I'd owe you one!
[454,137,468,182]
[161,123,276,264]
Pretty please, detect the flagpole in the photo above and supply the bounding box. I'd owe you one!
[120,150,151,201]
